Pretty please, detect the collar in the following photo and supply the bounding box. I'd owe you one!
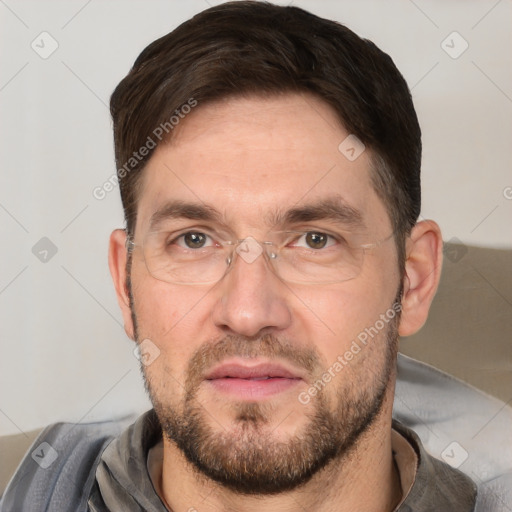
[95,411,477,512]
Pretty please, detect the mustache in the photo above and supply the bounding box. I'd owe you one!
[185,334,320,393]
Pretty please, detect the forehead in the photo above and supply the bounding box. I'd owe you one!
[135,93,390,236]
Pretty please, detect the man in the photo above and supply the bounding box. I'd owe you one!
[0,1,499,510]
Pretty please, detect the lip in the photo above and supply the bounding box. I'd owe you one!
[205,361,302,380]
[204,360,304,400]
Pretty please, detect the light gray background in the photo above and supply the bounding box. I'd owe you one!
[1,0,511,435]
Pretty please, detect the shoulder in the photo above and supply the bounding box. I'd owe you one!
[0,415,135,512]
[394,354,512,511]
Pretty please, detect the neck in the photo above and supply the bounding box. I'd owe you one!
[158,393,402,512]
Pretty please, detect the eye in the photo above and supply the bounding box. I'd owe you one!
[175,232,214,249]
[293,232,336,250]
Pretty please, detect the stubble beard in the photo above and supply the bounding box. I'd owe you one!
[129,277,400,495]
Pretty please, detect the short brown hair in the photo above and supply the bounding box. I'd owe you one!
[110,1,421,268]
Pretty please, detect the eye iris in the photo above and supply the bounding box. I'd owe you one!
[184,233,206,248]
[306,232,327,249]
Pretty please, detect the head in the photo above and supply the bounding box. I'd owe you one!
[109,1,442,495]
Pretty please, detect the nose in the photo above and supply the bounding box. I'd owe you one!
[211,238,292,338]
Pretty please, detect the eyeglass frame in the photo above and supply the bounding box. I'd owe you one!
[125,229,395,286]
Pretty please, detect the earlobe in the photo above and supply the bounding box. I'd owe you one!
[108,229,135,340]
[398,220,443,337]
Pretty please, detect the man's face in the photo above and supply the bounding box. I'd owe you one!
[128,93,402,493]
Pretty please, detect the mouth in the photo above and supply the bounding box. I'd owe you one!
[204,361,303,399]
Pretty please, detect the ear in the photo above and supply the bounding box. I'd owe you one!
[108,229,135,340]
[399,220,443,337]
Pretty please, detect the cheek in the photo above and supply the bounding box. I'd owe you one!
[297,288,398,407]
[293,271,398,366]
[131,267,205,334]
[130,270,214,376]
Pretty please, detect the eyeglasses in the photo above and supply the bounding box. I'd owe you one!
[126,229,394,285]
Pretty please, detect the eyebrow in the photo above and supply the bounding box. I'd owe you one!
[149,200,221,230]
[270,196,365,230]
[148,196,364,231]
